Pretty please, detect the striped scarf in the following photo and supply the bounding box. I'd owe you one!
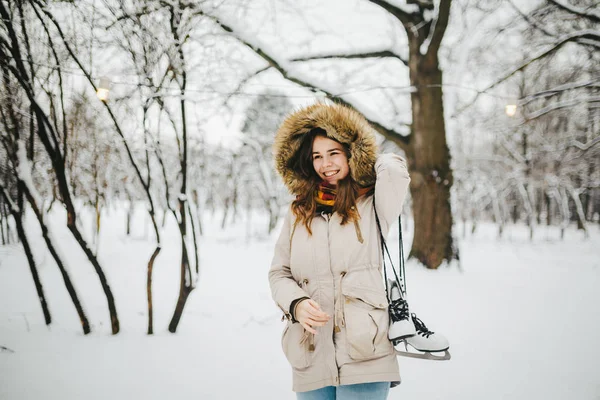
[315,182,374,213]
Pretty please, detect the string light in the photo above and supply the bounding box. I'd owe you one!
[97,77,111,102]
[505,104,517,117]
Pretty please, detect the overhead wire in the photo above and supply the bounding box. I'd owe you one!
[9,58,521,100]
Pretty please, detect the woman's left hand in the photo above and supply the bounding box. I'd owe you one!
[295,299,330,334]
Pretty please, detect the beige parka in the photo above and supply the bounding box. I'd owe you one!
[269,103,411,393]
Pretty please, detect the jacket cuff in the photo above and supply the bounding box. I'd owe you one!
[289,297,310,323]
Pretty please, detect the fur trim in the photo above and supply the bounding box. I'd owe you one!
[273,102,378,195]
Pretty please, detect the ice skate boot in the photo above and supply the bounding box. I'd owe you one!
[395,313,451,361]
[387,280,416,342]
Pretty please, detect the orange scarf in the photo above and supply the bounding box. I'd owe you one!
[315,182,374,208]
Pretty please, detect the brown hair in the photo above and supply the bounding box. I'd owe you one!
[288,128,362,235]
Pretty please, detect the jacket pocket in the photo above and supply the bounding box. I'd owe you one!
[342,285,393,361]
[281,322,311,369]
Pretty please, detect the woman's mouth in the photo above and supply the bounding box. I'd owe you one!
[323,170,339,177]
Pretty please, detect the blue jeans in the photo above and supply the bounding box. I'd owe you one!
[296,382,390,400]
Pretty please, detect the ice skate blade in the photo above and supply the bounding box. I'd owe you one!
[395,349,451,361]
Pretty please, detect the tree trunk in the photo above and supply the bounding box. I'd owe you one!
[545,191,552,226]
[0,186,52,325]
[192,189,203,236]
[168,230,193,333]
[167,20,197,332]
[147,246,161,335]
[406,48,455,269]
[14,208,52,325]
[21,186,90,334]
[126,201,133,235]
[168,285,192,333]
[536,187,544,225]
[1,201,7,245]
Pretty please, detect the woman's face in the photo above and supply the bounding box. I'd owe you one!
[312,135,349,185]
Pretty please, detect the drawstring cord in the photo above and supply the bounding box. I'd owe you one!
[353,219,364,243]
[299,279,315,352]
[334,271,346,333]
[300,329,315,352]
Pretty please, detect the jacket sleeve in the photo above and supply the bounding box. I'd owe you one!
[268,208,310,319]
[374,153,411,236]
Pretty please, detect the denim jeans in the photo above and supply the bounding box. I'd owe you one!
[296,382,390,400]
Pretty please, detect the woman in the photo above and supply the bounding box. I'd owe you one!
[269,102,411,399]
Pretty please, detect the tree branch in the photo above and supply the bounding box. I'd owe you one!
[547,0,600,23]
[368,0,419,25]
[199,10,411,148]
[524,96,600,120]
[424,0,452,58]
[482,29,600,94]
[507,0,555,38]
[290,50,408,66]
[568,136,600,152]
[520,79,600,105]
[225,65,271,104]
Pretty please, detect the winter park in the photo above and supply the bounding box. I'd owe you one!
[0,1,599,399]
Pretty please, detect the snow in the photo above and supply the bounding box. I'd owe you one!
[382,0,419,15]
[1,204,599,399]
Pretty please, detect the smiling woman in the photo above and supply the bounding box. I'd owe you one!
[268,102,412,399]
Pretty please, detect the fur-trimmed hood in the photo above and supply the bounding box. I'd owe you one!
[273,102,378,195]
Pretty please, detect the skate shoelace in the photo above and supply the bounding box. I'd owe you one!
[389,298,409,322]
[412,313,434,338]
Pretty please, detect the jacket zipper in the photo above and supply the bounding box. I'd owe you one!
[323,211,341,386]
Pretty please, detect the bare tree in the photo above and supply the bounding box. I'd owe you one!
[199,0,456,268]
[0,0,118,333]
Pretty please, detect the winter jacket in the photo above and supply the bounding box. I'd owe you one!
[269,103,411,392]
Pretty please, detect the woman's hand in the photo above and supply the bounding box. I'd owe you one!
[295,299,330,334]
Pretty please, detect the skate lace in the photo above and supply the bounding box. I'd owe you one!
[389,298,409,322]
[411,313,434,338]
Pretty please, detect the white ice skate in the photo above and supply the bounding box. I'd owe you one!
[394,313,451,361]
[373,203,451,361]
[387,280,416,341]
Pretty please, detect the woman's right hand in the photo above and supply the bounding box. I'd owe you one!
[295,299,330,334]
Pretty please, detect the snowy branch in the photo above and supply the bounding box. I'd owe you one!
[520,79,600,105]
[423,0,452,58]
[290,50,408,66]
[482,29,600,94]
[225,65,272,104]
[547,0,600,23]
[507,0,555,38]
[524,96,600,120]
[198,9,411,147]
[567,136,600,152]
[367,0,420,25]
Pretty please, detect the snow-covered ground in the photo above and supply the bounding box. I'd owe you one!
[1,204,599,400]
